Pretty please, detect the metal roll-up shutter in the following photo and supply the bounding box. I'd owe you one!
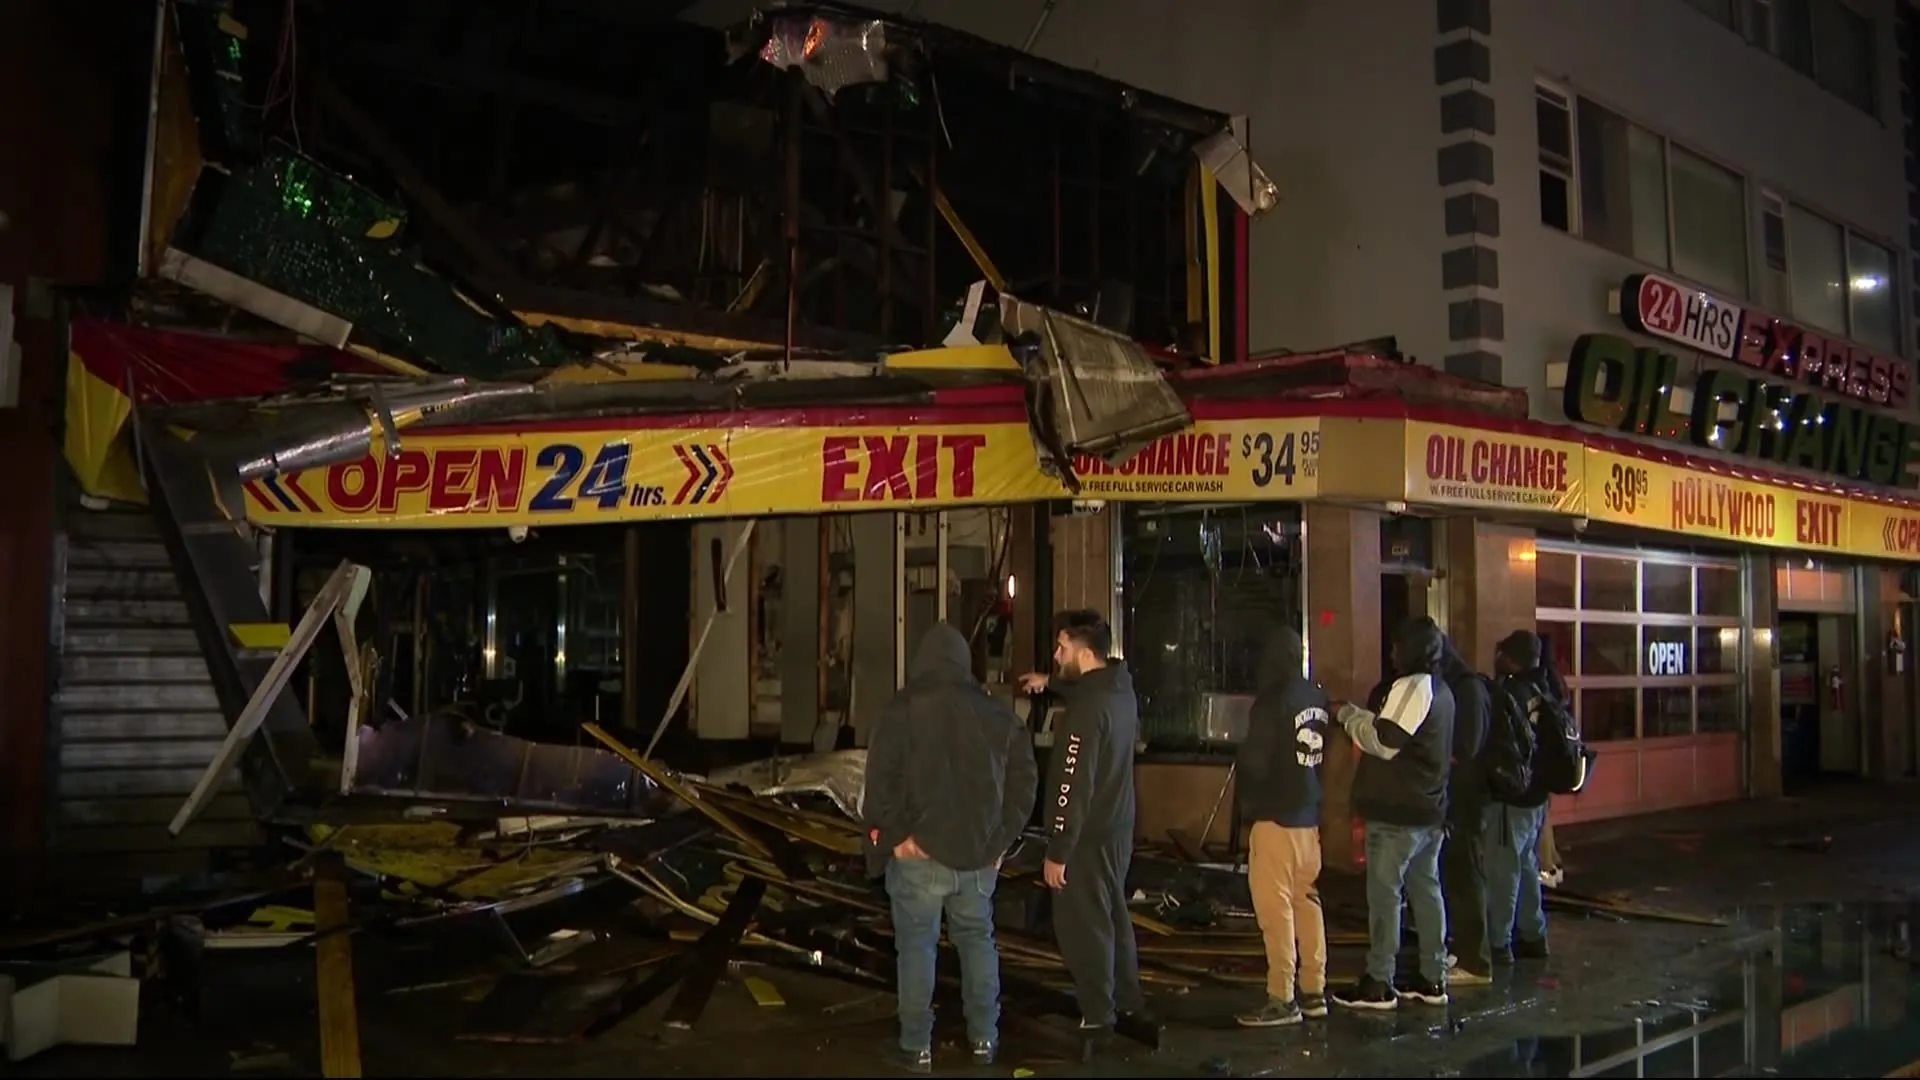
[49,500,262,883]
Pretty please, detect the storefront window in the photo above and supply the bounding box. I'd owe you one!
[1121,504,1303,749]
[1695,625,1739,674]
[1581,556,1639,612]
[1538,620,1575,675]
[1537,543,1744,744]
[1697,684,1741,733]
[1582,687,1638,742]
[1538,550,1577,609]
[1642,686,1694,737]
[1642,562,1692,615]
[1581,624,1637,677]
[1698,565,1742,617]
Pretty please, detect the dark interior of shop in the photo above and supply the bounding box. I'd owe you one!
[1121,503,1303,749]
[280,508,1030,775]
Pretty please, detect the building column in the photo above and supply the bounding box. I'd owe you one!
[1305,504,1381,869]
[1443,520,1538,671]
[1748,554,1783,799]
[1050,507,1113,622]
[1864,567,1912,780]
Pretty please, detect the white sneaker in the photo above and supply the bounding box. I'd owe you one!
[1539,868,1564,888]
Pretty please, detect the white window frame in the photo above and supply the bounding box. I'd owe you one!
[1773,198,1903,356]
[1536,79,1578,234]
[1560,92,1754,300]
[1535,541,1745,743]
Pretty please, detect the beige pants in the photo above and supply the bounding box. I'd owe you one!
[1538,817,1561,872]
[1247,821,1327,1000]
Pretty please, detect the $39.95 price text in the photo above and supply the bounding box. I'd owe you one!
[1603,461,1649,516]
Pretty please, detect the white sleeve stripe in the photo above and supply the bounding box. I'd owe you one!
[1380,675,1432,736]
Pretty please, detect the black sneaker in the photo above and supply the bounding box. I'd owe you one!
[1492,944,1515,966]
[1299,992,1329,1019]
[1235,996,1303,1027]
[892,1047,932,1074]
[1513,936,1550,960]
[1397,975,1448,1006]
[970,1039,996,1066]
[1332,975,1398,1010]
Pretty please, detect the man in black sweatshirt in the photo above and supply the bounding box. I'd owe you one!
[1233,626,1330,1028]
[1437,636,1494,985]
[1331,616,1456,1011]
[866,623,1039,1073]
[1018,609,1145,1037]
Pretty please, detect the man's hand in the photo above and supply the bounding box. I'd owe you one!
[1042,859,1067,889]
[893,836,927,860]
[1019,672,1050,694]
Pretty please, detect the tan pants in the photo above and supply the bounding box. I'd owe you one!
[1247,821,1327,1000]
[1538,817,1561,872]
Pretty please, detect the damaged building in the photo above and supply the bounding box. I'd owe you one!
[9,0,1920,1072]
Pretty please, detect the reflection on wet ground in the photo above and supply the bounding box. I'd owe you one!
[14,901,1920,1077]
[1432,902,1920,1080]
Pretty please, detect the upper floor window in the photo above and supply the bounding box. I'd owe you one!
[1683,0,1878,115]
[1538,87,1751,300]
[1778,201,1900,354]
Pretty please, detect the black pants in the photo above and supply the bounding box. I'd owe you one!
[1441,812,1490,973]
[1052,833,1144,1025]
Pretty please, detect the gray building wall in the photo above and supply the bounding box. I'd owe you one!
[693,0,1912,423]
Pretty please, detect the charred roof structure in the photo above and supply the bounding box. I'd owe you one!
[147,0,1272,379]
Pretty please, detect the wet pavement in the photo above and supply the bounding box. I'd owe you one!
[16,784,1920,1077]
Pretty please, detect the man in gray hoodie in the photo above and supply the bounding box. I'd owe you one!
[1234,626,1330,1028]
[866,624,1039,1073]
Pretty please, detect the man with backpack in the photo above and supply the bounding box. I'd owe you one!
[1435,637,1494,986]
[1485,629,1584,962]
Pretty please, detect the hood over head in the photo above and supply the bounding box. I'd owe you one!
[1497,629,1543,669]
[1258,625,1307,691]
[909,623,975,682]
[1392,616,1446,675]
[1437,635,1472,679]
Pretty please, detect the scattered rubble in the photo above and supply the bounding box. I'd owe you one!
[0,718,1728,1069]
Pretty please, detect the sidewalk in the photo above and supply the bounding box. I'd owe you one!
[15,784,1918,1078]
[1549,780,1920,908]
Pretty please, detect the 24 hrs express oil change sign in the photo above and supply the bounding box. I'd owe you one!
[242,424,1064,527]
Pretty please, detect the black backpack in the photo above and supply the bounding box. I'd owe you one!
[1476,674,1536,803]
[1530,690,1588,796]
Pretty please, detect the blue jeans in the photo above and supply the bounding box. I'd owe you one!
[1363,821,1447,985]
[1483,802,1548,948]
[886,857,1000,1052]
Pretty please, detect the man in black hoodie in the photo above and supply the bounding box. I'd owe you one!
[1437,636,1494,986]
[1331,616,1456,1011]
[866,623,1039,1072]
[1018,609,1146,1037]
[1233,626,1330,1028]
[1488,629,1556,964]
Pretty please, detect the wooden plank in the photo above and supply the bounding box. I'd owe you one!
[580,723,770,857]
[661,876,768,1031]
[170,562,354,835]
[312,852,364,1079]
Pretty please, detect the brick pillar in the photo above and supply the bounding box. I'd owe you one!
[1305,504,1381,870]
[1443,520,1538,671]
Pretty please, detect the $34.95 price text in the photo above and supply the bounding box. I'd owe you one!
[1243,430,1320,488]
